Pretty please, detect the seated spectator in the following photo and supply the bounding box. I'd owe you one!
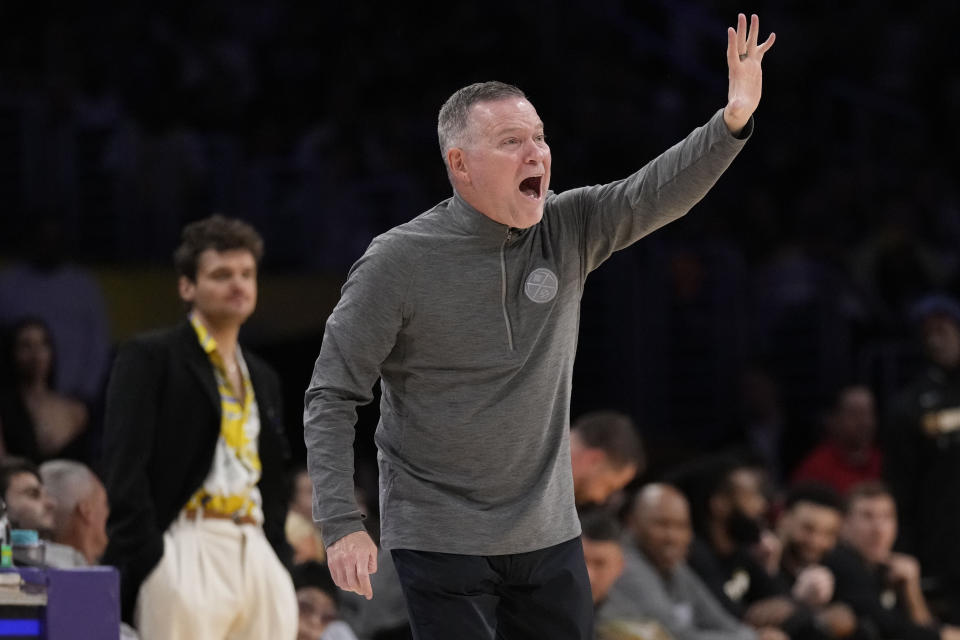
[602,483,766,640]
[886,294,960,624]
[791,385,882,494]
[571,410,645,507]
[825,482,960,640]
[286,466,326,564]
[777,483,856,637]
[0,213,112,405]
[581,506,627,609]
[0,456,102,568]
[0,455,55,536]
[681,457,817,636]
[0,318,89,461]
[39,459,110,567]
[581,506,672,640]
[292,561,360,640]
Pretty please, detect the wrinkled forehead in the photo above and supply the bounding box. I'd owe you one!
[848,494,896,518]
[467,98,544,135]
[10,471,42,492]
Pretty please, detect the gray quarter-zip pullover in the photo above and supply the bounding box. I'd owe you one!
[305,109,751,554]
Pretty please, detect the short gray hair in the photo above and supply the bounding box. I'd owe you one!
[437,81,527,160]
[39,460,101,535]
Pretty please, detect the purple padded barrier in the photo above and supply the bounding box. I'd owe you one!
[44,567,120,640]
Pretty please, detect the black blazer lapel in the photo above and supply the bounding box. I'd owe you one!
[176,322,220,413]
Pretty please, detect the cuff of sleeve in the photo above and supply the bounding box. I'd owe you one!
[712,108,754,141]
[320,515,367,549]
[732,115,754,140]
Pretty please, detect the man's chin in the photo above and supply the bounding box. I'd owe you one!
[513,204,545,229]
[208,309,255,327]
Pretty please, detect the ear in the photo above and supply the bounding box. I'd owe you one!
[75,497,91,523]
[446,148,469,182]
[178,275,196,305]
[572,445,602,470]
[583,448,606,468]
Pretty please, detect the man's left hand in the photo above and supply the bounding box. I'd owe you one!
[724,13,776,134]
[887,552,922,588]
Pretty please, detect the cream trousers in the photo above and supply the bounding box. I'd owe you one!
[135,513,297,640]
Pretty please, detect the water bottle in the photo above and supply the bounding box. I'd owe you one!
[10,530,44,567]
[0,497,12,567]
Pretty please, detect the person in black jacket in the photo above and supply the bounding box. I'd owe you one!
[100,215,296,638]
[885,295,960,624]
[680,456,835,639]
[825,482,960,640]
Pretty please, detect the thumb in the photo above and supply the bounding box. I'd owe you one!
[369,549,378,574]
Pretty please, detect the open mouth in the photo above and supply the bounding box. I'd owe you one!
[519,176,542,200]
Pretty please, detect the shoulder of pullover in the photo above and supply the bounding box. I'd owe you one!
[345,207,456,312]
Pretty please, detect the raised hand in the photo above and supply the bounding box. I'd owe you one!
[724,13,775,134]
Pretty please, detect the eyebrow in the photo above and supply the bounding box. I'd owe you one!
[493,123,545,136]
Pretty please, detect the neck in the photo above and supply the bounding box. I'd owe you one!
[58,523,96,565]
[836,439,870,464]
[193,313,241,358]
[455,187,525,229]
[655,564,676,582]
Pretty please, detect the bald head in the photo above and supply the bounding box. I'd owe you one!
[630,484,692,575]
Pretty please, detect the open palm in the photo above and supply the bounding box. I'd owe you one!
[723,13,775,134]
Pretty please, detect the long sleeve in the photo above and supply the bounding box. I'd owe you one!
[884,392,921,555]
[556,109,751,276]
[827,547,939,640]
[303,237,409,548]
[602,549,756,640]
[100,339,165,623]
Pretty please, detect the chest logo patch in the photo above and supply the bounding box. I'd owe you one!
[525,268,558,304]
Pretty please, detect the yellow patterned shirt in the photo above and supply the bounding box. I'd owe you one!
[183,313,263,523]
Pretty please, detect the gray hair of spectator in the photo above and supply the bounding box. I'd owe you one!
[39,460,100,532]
[173,214,264,282]
[437,81,527,160]
[571,410,645,471]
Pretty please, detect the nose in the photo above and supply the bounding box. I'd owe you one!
[523,138,547,163]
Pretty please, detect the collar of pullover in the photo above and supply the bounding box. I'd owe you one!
[449,190,529,244]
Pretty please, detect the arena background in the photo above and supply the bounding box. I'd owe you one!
[1,0,958,489]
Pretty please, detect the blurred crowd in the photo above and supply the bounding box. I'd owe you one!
[3,292,960,638]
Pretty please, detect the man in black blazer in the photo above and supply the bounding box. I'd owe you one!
[101,215,296,638]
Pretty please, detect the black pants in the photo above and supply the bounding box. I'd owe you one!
[391,536,593,640]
